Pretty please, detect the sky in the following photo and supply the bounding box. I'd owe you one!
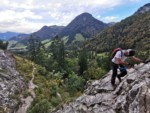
[0,0,149,33]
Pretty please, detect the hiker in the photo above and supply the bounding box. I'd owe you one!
[111,48,146,85]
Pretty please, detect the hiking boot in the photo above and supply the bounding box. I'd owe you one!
[111,76,116,85]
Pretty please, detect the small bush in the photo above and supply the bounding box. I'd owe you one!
[27,99,52,113]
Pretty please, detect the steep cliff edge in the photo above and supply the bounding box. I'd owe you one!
[0,50,26,113]
[52,63,150,113]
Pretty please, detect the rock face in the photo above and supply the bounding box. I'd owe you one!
[52,63,150,113]
[134,3,150,15]
[0,50,26,113]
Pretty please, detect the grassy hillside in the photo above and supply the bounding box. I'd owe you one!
[14,55,86,113]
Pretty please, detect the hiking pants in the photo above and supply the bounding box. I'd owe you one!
[111,62,127,85]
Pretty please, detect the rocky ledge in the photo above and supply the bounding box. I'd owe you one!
[0,50,26,113]
[52,62,150,113]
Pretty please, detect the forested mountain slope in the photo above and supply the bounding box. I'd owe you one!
[86,11,150,52]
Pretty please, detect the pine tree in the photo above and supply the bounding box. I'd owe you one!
[78,48,88,75]
[27,36,41,62]
[47,36,66,72]
[58,41,65,69]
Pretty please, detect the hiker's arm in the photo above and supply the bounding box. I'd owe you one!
[117,58,129,66]
[117,58,133,68]
[130,56,144,63]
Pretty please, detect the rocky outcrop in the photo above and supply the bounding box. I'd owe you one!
[52,63,150,113]
[0,50,26,113]
[134,3,150,15]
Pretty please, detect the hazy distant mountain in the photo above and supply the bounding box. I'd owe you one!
[0,32,20,40]
[32,25,65,40]
[9,34,29,41]
[58,12,108,42]
[134,3,150,15]
[16,25,64,45]
[14,13,108,45]
[107,22,117,27]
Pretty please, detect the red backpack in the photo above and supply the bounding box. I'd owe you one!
[111,48,123,59]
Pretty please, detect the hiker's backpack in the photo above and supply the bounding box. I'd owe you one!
[111,48,123,59]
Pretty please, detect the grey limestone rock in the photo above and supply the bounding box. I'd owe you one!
[52,62,150,113]
[0,50,26,113]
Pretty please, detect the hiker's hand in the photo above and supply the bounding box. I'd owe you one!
[128,63,134,68]
[143,59,149,64]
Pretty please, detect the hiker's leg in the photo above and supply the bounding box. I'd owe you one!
[118,65,127,77]
[111,63,118,85]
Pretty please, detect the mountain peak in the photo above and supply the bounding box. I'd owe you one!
[78,12,92,17]
[74,12,94,21]
[75,12,93,22]
[40,25,49,30]
[58,12,108,42]
[40,25,64,30]
[134,3,150,15]
[31,25,64,41]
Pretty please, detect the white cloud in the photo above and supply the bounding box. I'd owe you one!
[78,0,122,8]
[0,0,147,33]
[101,16,120,23]
[0,9,44,33]
[0,10,42,21]
[129,0,140,2]
[0,19,46,33]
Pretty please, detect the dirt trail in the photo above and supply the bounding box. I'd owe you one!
[16,63,38,113]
